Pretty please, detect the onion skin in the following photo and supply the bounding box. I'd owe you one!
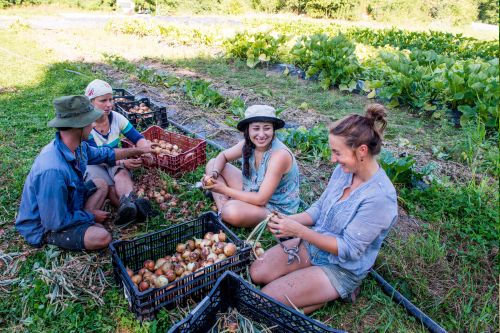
[224,243,237,257]
[218,230,227,242]
[144,260,155,271]
[131,274,142,285]
[139,281,150,292]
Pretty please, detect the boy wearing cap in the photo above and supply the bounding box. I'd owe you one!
[84,79,153,227]
[202,105,300,227]
[15,95,153,251]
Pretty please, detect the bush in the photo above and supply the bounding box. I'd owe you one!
[223,31,288,68]
[304,0,360,19]
[477,0,499,24]
[367,0,478,25]
[291,33,361,90]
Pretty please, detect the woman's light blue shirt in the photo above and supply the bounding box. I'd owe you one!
[306,165,398,278]
[241,138,300,214]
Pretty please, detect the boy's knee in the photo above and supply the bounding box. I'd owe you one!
[93,178,109,194]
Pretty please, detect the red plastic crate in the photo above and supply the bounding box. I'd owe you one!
[122,125,206,177]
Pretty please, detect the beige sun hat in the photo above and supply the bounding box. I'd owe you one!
[236,105,285,132]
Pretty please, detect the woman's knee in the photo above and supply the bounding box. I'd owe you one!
[250,257,273,285]
[220,203,242,225]
[205,158,216,173]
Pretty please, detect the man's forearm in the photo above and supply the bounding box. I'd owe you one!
[114,147,146,160]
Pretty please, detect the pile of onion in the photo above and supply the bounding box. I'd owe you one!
[127,102,151,114]
[126,230,237,291]
[151,139,182,157]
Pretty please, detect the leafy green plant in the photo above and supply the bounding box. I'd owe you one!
[223,97,246,127]
[183,79,225,108]
[278,125,331,161]
[223,31,288,68]
[378,150,435,187]
[291,33,361,90]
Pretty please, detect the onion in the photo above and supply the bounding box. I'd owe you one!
[161,262,173,274]
[139,281,149,292]
[138,268,147,276]
[218,230,227,242]
[218,254,227,260]
[176,243,186,253]
[181,250,191,260]
[187,240,196,251]
[200,247,210,259]
[131,274,142,285]
[212,234,219,243]
[165,269,176,282]
[155,275,169,288]
[144,260,155,271]
[174,264,185,276]
[154,258,167,270]
[200,239,212,248]
[194,238,202,248]
[207,252,218,262]
[224,243,237,257]
[188,251,199,262]
[255,247,265,257]
[126,267,134,278]
[186,262,196,272]
[154,268,163,276]
[204,232,214,241]
[213,242,226,255]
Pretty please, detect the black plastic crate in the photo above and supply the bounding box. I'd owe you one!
[109,212,251,320]
[113,88,134,98]
[169,271,345,333]
[115,97,168,129]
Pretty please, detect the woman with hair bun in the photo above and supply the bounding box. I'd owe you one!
[250,104,398,313]
[202,105,300,227]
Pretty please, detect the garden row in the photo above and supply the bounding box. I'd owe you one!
[106,18,499,61]
[224,31,499,130]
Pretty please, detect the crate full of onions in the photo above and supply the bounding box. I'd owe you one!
[109,212,251,320]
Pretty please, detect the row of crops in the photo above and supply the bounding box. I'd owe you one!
[107,18,499,131]
[223,31,499,130]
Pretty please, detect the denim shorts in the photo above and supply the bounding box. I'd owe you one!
[45,222,94,251]
[305,240,363,299]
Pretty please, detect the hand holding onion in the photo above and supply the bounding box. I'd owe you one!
[201,177,226,194]
[267,213,305,238]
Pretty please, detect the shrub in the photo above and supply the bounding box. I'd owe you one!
[291,33,361,90]
[304,0,360,19]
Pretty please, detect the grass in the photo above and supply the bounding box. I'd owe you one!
[0,15,498,333]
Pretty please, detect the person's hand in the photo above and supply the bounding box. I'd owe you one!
[202,177,226,194]
[123,158,142,169]
[267,212,305,238]
[90,209,111,223]
[139,145,154,155]
[201,173,217,188]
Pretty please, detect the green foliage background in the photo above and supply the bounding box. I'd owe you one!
[0,0,498,25]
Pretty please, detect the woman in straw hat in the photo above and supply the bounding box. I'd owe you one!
[250,104,398,313]
[202,105,300,227]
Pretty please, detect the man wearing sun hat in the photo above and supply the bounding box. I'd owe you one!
[15,95,152,251]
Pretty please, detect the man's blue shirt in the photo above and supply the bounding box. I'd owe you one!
[16,132,116,246]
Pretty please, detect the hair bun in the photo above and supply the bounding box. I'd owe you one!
[365,103,387,136]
